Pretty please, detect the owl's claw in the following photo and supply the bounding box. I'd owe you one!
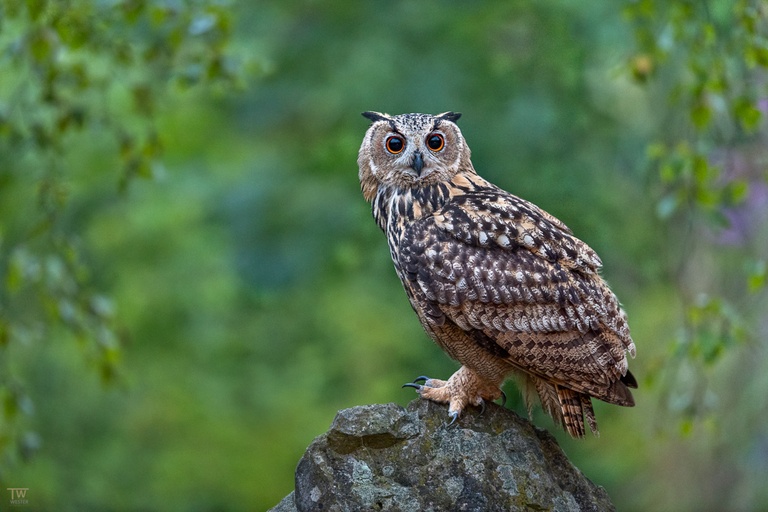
[403,368,502,427]
[479,392,508,414]
[403,376,447,391]
[404,381,458,425]
[402,375,438,391]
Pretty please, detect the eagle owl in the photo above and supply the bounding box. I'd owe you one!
[357,111,637,438]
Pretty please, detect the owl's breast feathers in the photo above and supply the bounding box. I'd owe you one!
[379,171,636,407]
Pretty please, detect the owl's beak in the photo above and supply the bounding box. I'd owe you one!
[411,151,424,176]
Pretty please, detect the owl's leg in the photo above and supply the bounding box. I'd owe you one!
[403,365,503,423]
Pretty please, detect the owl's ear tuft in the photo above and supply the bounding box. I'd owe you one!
[436,111,462,123]
[362,111,391,123]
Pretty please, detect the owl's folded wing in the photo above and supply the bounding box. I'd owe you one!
[430,189,603,274]
[398,193,636,404]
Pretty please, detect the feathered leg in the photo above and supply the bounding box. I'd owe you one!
[403,365,504,423]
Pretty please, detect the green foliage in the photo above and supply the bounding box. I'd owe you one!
[626,0,768,438]
[0,0,244,475]
[627,0,768,212]
[618,4,768,508]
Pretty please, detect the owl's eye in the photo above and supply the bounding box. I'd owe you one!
[427,133,445,152]
[386,136,405,154]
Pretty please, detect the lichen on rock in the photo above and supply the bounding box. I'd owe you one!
[269,399,615,512]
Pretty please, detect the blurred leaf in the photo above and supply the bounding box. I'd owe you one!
[744,43,768,68]
[121,0,146,24]
[132,84,154,116]
[747,259,766,292]
[691,155,711,184]
[690,100,711,128]
[694,187,719,209]
[26,0,47,21]
[29,27,57,62]
[722,179,749,205]
[54,11,91,48]
[659,161,678,184]
[733,96,762,132]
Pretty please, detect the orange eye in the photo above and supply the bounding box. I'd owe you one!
[386,136,405,154]
[427,133,444,151]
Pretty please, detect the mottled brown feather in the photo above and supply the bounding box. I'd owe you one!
[358,112,637,438]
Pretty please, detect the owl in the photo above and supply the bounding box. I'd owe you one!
[357,111,637,438]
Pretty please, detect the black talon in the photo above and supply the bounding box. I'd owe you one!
[478,399,486,415]
[447,411,459,426]
[498,391,507,408]
[402,382,422,391]
[413,376,430,383]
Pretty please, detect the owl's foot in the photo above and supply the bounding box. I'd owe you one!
[402,366,504,424]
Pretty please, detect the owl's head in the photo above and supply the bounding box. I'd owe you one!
[357,111,472,202]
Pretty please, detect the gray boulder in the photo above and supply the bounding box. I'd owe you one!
[270,399,615,512]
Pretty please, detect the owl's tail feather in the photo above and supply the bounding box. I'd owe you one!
[531,377,598,438]
[556,386,596,438]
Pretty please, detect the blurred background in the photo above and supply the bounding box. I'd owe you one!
[1,1,767,510]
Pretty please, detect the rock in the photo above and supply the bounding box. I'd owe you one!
[270,492,298,512]
[269,399,615,512]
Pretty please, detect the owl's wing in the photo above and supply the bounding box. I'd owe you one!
[399,190,636,404]
[431,189,604,273]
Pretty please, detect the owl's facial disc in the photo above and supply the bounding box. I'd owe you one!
[409,130,449,179]
[381,131,427,179]
[375,113,460,183]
